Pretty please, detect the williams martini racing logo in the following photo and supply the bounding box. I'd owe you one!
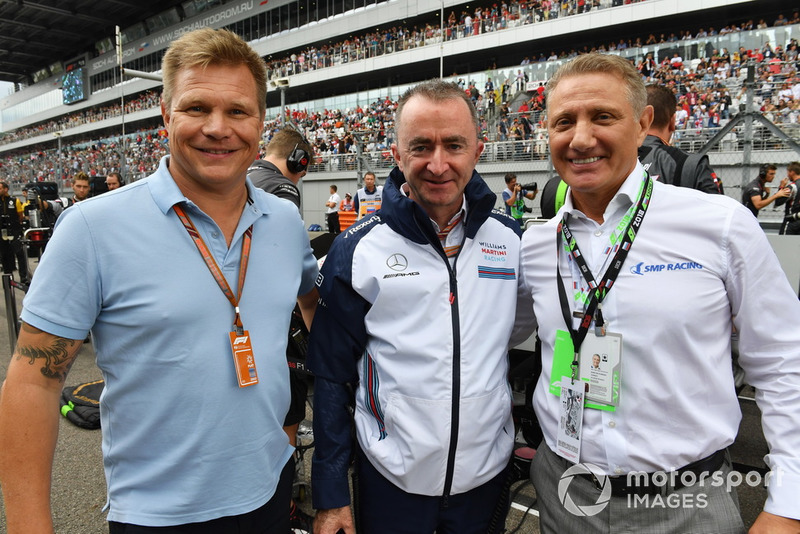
[630,261,703,275]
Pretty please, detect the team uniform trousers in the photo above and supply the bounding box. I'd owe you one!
[355,449,509,534]
[532,444,745,534]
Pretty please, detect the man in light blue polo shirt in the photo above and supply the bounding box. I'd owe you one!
[0,28,318,533]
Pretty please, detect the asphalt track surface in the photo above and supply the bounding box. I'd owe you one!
[0,273,771,533]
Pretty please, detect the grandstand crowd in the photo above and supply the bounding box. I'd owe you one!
[1,3,798,185]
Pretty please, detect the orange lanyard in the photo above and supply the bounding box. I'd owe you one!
[173,204,252,334]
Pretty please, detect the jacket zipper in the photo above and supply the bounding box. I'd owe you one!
[442,261,460,508]
[413,211,468,506]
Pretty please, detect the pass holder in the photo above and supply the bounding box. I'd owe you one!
[556,377,586,463]
[551,329,618,411]
[229,327,259,388]
[579,331,622,407]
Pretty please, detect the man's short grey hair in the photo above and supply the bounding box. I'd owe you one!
[546,53,647,118]
[395,79,481,140]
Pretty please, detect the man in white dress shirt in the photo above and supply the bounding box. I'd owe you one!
[516,53,800,533]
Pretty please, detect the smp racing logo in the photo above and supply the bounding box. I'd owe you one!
[630,261,704,275]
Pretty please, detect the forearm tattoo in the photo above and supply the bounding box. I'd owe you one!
[15,324,80,382]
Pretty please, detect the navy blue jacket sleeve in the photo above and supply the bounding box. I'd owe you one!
[307,233,370,510]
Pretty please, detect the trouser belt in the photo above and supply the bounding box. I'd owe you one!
[582,449,727,498]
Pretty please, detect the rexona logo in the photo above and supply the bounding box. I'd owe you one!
[630,261,703,276]
[558,463,612,516]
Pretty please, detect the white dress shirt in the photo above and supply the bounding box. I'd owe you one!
[517,162,800,518]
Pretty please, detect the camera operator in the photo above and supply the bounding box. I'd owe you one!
[0,181,30,284]
[502,172,538,227]
[38,172,90,220]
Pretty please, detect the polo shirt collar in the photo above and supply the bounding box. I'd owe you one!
[149,156,270,217]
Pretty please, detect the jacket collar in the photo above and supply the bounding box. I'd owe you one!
[381,166,496,245]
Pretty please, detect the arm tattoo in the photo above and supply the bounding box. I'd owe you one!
[15,327,81,382]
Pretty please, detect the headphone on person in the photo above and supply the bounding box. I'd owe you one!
[758,164,771,181]
[286,143,310,174]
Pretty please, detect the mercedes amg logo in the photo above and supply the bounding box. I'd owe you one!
[386,253,408,271]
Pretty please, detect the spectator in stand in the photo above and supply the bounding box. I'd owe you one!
[5,10,798,185]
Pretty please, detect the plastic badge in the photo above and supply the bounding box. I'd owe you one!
[229,330,259,387]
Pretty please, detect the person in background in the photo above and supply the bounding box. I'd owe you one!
[638,84,723,194]
[776,162,800,235]
[39,172,90,219]
[339,192,354,211]
[353,171,383,220]
[105,172,123,191]
[502,172,537,227]
[742,164,790,217]
[248,128,313,210]
[0,180,29,284]
[325,184,341,234]
[247,122,318,534]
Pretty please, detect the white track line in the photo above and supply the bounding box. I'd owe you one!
[511,501,540,516]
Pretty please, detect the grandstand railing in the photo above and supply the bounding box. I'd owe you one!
[4,120,800,187]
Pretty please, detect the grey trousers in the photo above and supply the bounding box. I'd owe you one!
[531,443,746,534]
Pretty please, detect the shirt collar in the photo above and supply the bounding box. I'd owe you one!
[398,181,468,232]
[561,161,646,225]
[149,156,270,217]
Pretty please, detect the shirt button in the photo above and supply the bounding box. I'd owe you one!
[594,230,603,237]
[614,467,624,475]
[608,420,616,428]
[212,232,220,239]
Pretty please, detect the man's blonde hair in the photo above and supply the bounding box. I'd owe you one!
[161,28,267,115]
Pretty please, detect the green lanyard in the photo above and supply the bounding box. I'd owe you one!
[556,173,653,381]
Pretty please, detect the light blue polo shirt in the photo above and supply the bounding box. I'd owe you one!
[22,156,318,526]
